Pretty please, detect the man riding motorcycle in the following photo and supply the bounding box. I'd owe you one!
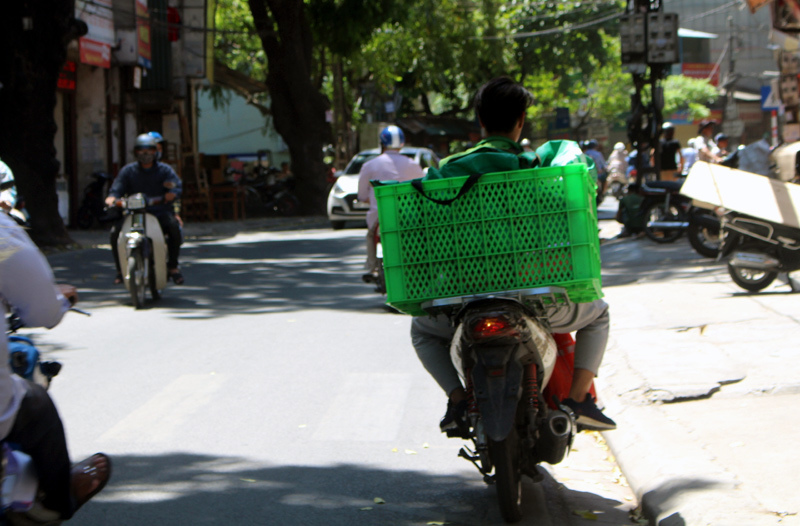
[0,211,110,521]
[409,77,616,435]
[357,125,424,283]
[105,134,185,285]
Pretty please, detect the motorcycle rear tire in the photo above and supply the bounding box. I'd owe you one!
[728,263,777,292]
[643,201,684,244]
[687,221,721,258]
[489,428,523,523]
[76,205,94,229]
[128,254,146,309]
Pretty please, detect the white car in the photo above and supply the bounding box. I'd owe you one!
[327,146,439,229]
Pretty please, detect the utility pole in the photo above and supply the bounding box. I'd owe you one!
[620,0,679,184]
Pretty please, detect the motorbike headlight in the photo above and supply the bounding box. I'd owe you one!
[127,194,147,210]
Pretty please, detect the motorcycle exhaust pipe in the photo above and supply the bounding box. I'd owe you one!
[647,221,690,229]
[730,252,780,270]
[534,410,574,465]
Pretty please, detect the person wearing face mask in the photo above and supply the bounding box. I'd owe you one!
[104,134,185,285]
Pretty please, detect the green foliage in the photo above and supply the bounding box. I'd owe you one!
[213,0,266,80]
[662,75,719,119]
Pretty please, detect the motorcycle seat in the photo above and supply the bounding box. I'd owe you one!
[641,180,683,194]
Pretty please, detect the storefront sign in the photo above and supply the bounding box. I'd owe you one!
[57,61,77,91]
[682,63,719,87]
[136,0,152,69]
[76,0,114,69]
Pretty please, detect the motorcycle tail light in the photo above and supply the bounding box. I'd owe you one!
[471,316,517,340]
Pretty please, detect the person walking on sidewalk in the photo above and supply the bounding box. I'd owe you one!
[410,76,616,435]
[357,125,424,283]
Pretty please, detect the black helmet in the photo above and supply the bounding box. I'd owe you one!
[715,133,728,143]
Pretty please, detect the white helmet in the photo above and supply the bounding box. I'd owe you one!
[614,142,625,151]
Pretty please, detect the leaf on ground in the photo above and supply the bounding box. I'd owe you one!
[240,478,257,483]
[573,509,598,520]
[427,522,450,525]
[391,448,398,453]
[422,442,430,449]
[405,449,417,455]
[373,497,386,504]
[359,507,373,511]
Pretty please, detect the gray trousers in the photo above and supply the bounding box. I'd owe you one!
[410,298,610,396]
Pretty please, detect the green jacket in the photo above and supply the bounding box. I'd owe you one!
[423,137,597,181]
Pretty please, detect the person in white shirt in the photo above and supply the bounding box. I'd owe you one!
[0,212,111,520]
[357,126,424,282]
[0,158,17,212]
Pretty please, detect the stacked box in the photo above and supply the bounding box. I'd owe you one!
[374,164,603,316]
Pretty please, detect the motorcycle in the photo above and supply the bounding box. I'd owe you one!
[605,165,629,200]
[228,166,300,217]
[362,222,386,294]
[638,179,722,258]
[428,287,582,523]
[75,172,116,229]
[113,194,169,309]
[719,210,800,292]
[3,307,89,522]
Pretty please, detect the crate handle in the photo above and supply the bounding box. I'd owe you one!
[408,172,484,205]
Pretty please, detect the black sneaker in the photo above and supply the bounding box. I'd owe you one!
[440,398,470,438]
[562,394,617,431]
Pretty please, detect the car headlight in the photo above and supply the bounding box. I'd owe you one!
[332,181,347,198]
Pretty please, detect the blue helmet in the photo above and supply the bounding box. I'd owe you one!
[148,131,165,143]
[379,125,405,149]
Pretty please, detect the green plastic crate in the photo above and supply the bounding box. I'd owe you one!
[374,164,603,316]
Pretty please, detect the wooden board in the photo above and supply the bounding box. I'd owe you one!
[682,161,800,229]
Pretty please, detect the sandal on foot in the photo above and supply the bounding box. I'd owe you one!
[71,453,111,511]
[169,271,184,285]
[113,274,123,285]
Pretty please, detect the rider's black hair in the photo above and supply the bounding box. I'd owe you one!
[474,76,534,134]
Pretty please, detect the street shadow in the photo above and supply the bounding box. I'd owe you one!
[639,477,724,526]
[48,231,395,319]
[71,452,632,526]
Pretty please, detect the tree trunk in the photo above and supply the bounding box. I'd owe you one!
[248,0,331,215]
[0,0,82,246]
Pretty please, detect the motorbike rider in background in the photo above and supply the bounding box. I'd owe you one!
[411,77,616,435]
[105,134,185,285]
[695,120,723,164]
[357,125,424,284]
[0,211,110,521]
[583,139,608,201]
[149,131,184,228]
[712,133,730,159]
[659,122,683,181]
[0,157,17,212]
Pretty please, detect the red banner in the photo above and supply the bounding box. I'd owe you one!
[136,0,152,69]
[57,61,77,91]
[79,38,111,69]
[682,63,720,87]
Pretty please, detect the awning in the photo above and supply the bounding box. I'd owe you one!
[678,28,719,39]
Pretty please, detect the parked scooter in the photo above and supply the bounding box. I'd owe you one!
[76,172,116,229]
[605,165,629,200]
[637,180,721,258]
[112,193,168,309]
[428,287,582,523]
[719,210,800,292]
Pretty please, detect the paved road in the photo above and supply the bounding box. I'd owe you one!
[30,220,635,525]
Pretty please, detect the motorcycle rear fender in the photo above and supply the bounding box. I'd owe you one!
[470,344,524,442]
[117,213,168,290]
[690,208,721,230]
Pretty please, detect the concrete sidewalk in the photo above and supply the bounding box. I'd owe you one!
[596,228,800,525]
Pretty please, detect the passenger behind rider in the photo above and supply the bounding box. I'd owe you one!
[0,211,110,521]
[148,131,184,228]
[357,125,424,284]
[105,133,185,285]
[410,76,616,435]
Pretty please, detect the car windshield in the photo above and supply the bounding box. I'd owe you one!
[344,152,416,175]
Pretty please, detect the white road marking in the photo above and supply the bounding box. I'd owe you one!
[100,373,229,443]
